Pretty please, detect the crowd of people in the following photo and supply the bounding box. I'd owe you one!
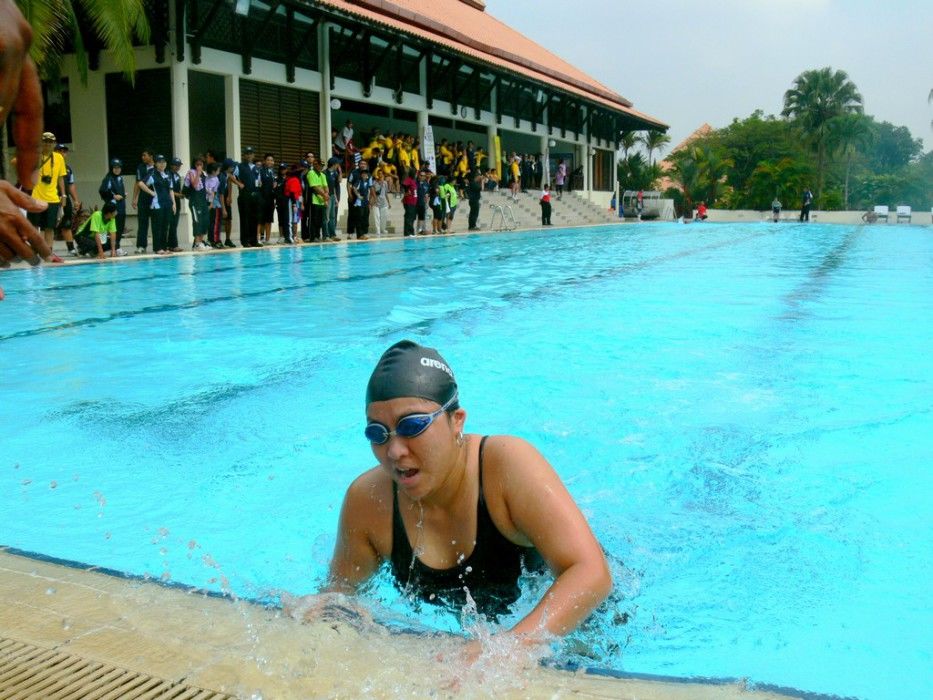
[13,122,568,260]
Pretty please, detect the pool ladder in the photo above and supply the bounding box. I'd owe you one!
[489,205,516,231]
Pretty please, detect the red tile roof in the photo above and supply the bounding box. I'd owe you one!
[317,0,667,130]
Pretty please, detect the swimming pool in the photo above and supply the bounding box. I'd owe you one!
[2,224,931,700]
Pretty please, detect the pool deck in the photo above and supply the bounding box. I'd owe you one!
[0,549,811,699]
[1,221,617,272]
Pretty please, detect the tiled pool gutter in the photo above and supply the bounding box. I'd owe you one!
[0,547,845,699]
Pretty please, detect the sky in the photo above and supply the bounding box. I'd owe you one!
[484,0,933,159]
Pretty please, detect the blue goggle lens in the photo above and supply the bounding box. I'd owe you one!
[364,394,458,445]
[365,414,434,445]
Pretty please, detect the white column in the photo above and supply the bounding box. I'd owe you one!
[488,123,498,177]
[612,145,619,218]
[224,75,241,235]
[171,56,192,246]
[225,75,240,159]
[540,134,549,187]
[319,22,332,160]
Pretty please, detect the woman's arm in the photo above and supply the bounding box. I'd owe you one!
[492,437,612,641]
[325,472,384,593]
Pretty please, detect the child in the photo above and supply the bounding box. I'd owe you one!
[355,169,372,240]
[204,163,224,249]
[540,184,552,226]
[371,170,391,237]
[284,167,303,244]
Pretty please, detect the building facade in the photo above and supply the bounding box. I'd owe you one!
[51,0,666,242]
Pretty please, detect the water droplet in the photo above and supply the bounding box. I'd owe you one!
[49,480,58,490]
[104,532,112,540]
[451,540,457,545]
[159,547,167,556]
[21,479,32,486]
[429,593,436,600]
[62,619,71,631]
[465,566,473,573]
[46,587,56,595]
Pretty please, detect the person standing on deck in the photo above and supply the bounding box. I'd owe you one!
[99,158,127,253]
[54,144,80,256]
[136,154,175,255]
[467,170,482,231]
[540,184,552,226]
[168,157,184,252]
[799,187,813,222]
[29,133,67,252]
[235,147,261,247]
[324,157,342,242]
[132,148,155,254]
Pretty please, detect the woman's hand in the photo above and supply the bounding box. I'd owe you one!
[281,591,374,628]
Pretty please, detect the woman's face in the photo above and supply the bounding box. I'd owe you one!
[366,397,465,500]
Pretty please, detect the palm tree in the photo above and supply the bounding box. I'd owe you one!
[640,130,671,167]
[668,148,702,216]
[694,145,733,205]
[826,113,873,209]
[619,130,638,160]
[16,0,150,82]
[782,67,863,206]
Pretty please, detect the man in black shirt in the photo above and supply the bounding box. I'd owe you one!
[99,158,127,252]
[325,157,342,242]
[132,148,154,253]
[235,147,260,247]
[467,170,483,231]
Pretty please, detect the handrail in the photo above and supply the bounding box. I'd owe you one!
[502,205,516,231]
[489,205,504,231]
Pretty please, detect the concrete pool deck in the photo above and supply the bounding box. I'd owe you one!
[0,549,811,699]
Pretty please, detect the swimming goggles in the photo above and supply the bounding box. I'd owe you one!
[364,393,458,445]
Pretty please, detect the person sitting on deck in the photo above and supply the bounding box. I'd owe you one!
[296,340,611,652]
[696,201,708,220]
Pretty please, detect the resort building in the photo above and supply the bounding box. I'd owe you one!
[41,0,666,240]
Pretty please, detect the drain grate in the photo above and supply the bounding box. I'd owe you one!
[0,637,234,700]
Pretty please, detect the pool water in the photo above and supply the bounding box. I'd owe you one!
[2,224,931,700]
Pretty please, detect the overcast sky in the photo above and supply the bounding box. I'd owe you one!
[484,0,933,158]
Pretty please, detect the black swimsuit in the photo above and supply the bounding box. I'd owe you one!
[390,436,544,617]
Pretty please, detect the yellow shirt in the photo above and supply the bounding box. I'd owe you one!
[510,160,520,178]
[398,146,411,169]
[411,149,420,171]
[439,145,453,165]
[33,151,66,203]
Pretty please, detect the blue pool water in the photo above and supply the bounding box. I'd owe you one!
[2,224,931,700]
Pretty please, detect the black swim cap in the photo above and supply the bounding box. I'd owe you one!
[366,340,458,409]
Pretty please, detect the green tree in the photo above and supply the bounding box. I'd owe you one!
[639,130,671,167]
[864,120,923,173]
[619,130,638,159]
[746,157,813,210]
[694,145,733,205]
[704,111,810,208]
[617,152,660,192]
[826,113,873,208]
[15,0,150,82]
[667,147,702,216]
[782,67,863,206]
